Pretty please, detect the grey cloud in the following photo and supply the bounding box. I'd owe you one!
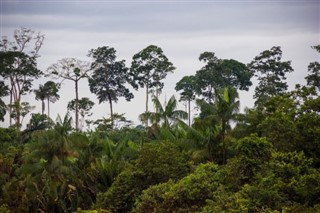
[2,1,319,35]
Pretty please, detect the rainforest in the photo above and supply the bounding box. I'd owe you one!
[0,29,319,212]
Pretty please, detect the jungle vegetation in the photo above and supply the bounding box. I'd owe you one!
[0,28,319,213]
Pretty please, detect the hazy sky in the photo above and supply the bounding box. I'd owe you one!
[1,0,319,129]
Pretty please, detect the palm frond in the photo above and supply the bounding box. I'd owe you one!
[152,95,164,114]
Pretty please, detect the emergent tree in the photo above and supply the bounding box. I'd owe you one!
[0,28,44,128]
[195,52,252,102]
[88,46,133,128]
[175,75,196,126]
[34,81,60,117]
[130,45,175,127]
[248,46,293,106]
[47,58,91,129]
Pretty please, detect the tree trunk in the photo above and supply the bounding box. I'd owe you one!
[9,86,13,126]
[75,80,79,130]
[222,120,226,164]
[16,100,21,130]
[145,84,149,127]
[47,98,50,118]
[188,99,191,126]
[41,99,45,115]
[108,96,114,129]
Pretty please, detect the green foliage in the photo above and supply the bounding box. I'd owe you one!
[25,113,54,131]
[232,151,320,212]
[192,87,239,164]
[140,95,187,129]
[249,46,293,106]
[225,134,273,187]
[0,127,19,144]
[68,97,95,129]
[306,44,320,90]
[34,80,60,116]
[88,46,133,103]
[75,209,111,213]
[1,38,320,213]
[175,75,196,102]
[0,81,9,121]
[96,141,190,212]
[130,45,175,93]
[88,46,133,126]
[47,58,91,129]
[129,45,175,126]
[133,163,220,213]
[0,28,44,128]
[195,52,252,102]
[175,75,196,126]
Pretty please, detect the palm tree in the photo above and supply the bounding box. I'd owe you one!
[192,87,239,164]
[34,84,47,115]
[44,81,60,118]
[34,81,60,118]
[213,87,240,164]
[140,95,188,129]
[213,87,239,139]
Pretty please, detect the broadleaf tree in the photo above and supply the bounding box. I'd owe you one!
[248,46,293,106]
[129,45,175,127]
[67,97,94,130]
[34,81,60,117]
[195,52,252,102]
[175,75,196,126]
[43,81,60,118]
[305,44,320,90]
[88,46,133,128]
[0,28,44,128]
[47,58,91,129]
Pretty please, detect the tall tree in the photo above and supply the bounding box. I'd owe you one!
[305,44,320,90]
[9,102,36,127]
[175,75,196,126]
[47,58,91,129]
[213,87,240,164]
[67,97,94,130]
[129,45,175,127]
[43,81,60,118]
[34,81,60,117]
[34,84,47,115]
[195,52,252,102]
[194,87,239,163]
[0,28,44,128]
[88,46,133,128]
[248,46,293,106]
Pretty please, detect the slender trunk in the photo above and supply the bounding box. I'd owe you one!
[108,96,114,129]
[75,80,79,130]
[222,135,226,164]
[145,84,149,127]
[47,98,50,118]
[41,99,45,115]
[9,86,13,126]
[188,99,191,126]
[222,120,226,164]
[155,86,159,114]
[16,99,21,130]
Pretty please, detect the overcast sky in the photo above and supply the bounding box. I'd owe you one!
[1,0,319,129]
